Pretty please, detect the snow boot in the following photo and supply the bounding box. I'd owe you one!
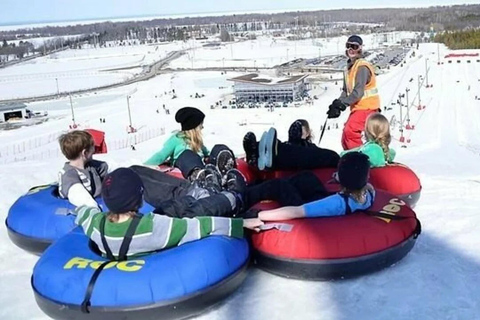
[258,127,277,170]
[243,132,258,166]
[175,149,205,179]
[209,144,236,176]
[202,164,223,194]
[225,169,247,216]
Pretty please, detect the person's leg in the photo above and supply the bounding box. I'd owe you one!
[209,144,236,175]
[245,178,304,207]
[287,171,331,203]
[243,132,258,166]
[257,128,339,170]
[272,141,340,169]
[174,150,205,179]
[130,165,190,208]
[154,193,235,218]
[341,110,376,150]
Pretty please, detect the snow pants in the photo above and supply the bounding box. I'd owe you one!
[245,171,330,208]
[341,109,378,150]
[273,142,340,170]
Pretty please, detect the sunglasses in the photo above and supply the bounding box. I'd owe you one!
[346,43,360,50]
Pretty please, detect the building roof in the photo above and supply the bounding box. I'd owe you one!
[0,103,27,112]
[228,73,308,85]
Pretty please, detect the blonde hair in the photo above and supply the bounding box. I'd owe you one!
[341,184,373,204]
[365,113,392,163]
[107,211,136,223]
[179,125,204,153]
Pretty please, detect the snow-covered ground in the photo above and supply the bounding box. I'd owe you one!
[169,32,416,70]
[0,32,415,100]
[0,41,185,100]
[1,40,480,320]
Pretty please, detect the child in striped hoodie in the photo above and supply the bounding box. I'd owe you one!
[74,167,262,258]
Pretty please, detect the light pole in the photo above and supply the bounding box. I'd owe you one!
[127,95,133,132]
[437,43,441,65]
[55,78,60,95]
[69,95,76,127]
[294,17,299,59]
[425,58,430,88]
[286,48,289,61]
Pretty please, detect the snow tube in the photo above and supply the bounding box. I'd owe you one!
[5,184,153,255]
[242,162,421,207]
[251,190,421,280]
[32,228,249,320]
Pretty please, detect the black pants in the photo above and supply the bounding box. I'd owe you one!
[154,194,234,218]
[131,165,234,218]
[273,142,340,170]
[130,165,190,208]
[245,171,330,207]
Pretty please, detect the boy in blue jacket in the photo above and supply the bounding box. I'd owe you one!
[258,152,374,221]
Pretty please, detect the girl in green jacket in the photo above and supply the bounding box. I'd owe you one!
[341,112,395,167]
[145,107,209,166]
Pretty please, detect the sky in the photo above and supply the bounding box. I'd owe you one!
[1,0,479,25]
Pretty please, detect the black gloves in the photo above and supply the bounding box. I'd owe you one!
[326,99,347,119]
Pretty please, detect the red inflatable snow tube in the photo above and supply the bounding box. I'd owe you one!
[251,190,421,280]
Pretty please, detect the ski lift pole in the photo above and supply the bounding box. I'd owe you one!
[425,58,430,88]
[405,88,412,129]
[398,93,405,143]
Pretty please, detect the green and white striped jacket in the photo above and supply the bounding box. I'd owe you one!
[75,206,244,258]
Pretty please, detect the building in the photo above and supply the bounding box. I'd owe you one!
[0,103,27,122]
[228,73,308,103]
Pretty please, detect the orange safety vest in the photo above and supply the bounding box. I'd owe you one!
[344,59,380,112]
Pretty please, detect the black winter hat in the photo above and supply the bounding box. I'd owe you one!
[338,152,370,190]
[347,35,363,46]
[101,168,144,213]
[175,107,205,131]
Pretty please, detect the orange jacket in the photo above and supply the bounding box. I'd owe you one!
[345,59,380,112]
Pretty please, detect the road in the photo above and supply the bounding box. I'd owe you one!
[0,50,185,104]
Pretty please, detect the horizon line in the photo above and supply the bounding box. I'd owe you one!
[0,3,477,31]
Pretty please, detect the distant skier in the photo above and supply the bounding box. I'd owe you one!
[326,35,380,150]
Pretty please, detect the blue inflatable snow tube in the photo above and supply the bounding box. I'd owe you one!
[32,228,249,320]
[5,185,153,255]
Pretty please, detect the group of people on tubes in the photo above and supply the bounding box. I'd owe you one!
[58,35,393,259]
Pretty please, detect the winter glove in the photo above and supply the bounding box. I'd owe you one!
[326,99,347,119]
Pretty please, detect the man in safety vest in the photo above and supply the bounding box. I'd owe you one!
[327,35,380,150]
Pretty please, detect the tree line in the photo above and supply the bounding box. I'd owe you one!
[1,4,480,43]
[434,29,480,49]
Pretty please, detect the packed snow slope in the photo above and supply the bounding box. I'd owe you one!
[1,42,480,320]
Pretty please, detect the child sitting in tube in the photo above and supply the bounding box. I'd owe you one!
[258,152,375,221]
[58,130,109,208]
[74,167,263,258]
[341,112,395,167]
